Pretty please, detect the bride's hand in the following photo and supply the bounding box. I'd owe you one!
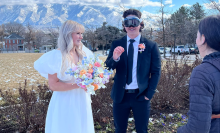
[80,85,87,92]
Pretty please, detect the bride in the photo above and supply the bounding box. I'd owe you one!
[34,20,95,133]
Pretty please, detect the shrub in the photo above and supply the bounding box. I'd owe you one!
[0,80,52,132]
[151,55,202,111]
[91,79,114,130]
[0,79,114,132]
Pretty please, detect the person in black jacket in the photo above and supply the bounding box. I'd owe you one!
[177,15,220,133]
[105,9,161,133]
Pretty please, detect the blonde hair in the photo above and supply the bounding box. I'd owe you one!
[58,20,85,75]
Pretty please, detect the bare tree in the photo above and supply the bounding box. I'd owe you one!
[47,26,59,49]
[25,23,36,52]
[0,24,4,42]
[150,0,171,57]
[142,28,154,40]
[206,0,220,13]
[3,22,25,36]
[96,22,108,54]
[34,30,46,49]
[0,42,3,52]
[84,25,99,52]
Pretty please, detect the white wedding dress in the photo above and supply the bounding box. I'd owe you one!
[34,45,95,133]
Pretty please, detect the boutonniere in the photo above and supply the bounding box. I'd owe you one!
[138,43,145,53]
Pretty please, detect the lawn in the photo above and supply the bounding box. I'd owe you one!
[0,53,45,91]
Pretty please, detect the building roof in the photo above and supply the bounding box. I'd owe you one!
[6,33,24,39]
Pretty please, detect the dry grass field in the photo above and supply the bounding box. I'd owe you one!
[0,53,45,91]
[0,53,107,92]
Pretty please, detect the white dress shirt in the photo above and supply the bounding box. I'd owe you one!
[125,34,141,89]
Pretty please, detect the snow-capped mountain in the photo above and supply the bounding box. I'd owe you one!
[0,3,159,30]
[0,3,124,28]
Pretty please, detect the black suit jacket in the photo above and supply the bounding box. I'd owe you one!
[105,35,161,103]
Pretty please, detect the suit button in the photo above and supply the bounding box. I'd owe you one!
[125,75,126,77]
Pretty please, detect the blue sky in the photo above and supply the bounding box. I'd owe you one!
[141,0,210,14]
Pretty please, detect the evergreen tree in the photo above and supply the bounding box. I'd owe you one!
[190,2,206,21]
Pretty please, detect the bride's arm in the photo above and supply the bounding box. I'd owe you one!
[48,73,79,91]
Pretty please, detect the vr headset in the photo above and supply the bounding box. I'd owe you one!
[123,16,142,27]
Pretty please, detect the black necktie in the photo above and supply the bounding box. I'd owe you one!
[126,39,135,85]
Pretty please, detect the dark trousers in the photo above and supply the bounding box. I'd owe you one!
[113,91,151,133]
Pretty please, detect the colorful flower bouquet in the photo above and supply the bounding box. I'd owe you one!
[65,54,113,95]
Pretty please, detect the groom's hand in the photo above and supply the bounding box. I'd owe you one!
[113,46,124,60]
[212,114,220,119]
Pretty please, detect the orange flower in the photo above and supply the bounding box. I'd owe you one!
[138,44,145,49]
[80,70,86,75]
[88,69,93,74]
[89,64,93,68]
[99,73,103,78]
[92,84,99,91]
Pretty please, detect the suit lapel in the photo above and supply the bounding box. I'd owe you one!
[137,36,146,70]
[121,36,128,69]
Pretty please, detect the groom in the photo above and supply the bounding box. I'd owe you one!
[105,9,161,133]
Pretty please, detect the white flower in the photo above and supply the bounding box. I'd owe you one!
[86,85,96,94]
[75,69,80,73]
[74,75,78,78]
[100,84,106,88]
[81,81,86,85]
[98,78,103,83]
[93,77,98,81]
[87,84,94,90]
[82,74,87,79]
[103,75,109,79]
[97,68,104,73]
[88,90,95,95]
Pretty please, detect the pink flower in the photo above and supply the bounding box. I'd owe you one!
[86,73,93,79]
[94,62,101,67]
[138,44,145,49]
[81,85,86,88]
[72,66,78,71]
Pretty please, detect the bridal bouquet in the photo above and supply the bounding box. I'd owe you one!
[65,54,113,95]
